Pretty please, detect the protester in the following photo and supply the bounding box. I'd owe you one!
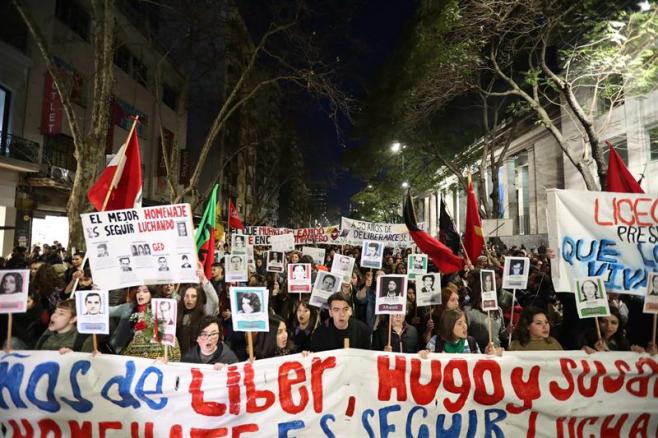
[371,313,418,353]
[422,285,461,345]
[291,300,319,351]
[463,272,507,352]
[181,316,238,368]
[578,307,631,353]
[510,306,563,351]
[176,285,208,354]
[422,309,502,355]
[2,290,48,349]
[35,299,93,353]
[254,315,296,359]
[310,293,371,351]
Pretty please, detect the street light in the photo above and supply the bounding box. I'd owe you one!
[639,0,651,11]
[367,184,373,189]
[401,181,409,189]
[391,142,401,153]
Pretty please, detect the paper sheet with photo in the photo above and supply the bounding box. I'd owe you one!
[266,251,285,273]
[225,254,248,282]
[75,290,109,334]
[375,274,408,315]
[416,273,442,307]
[574,276,610,319]
[231,287,269,332]
[502,257,530,290]
[151,298,178,346]
[302,247,326,265]
[271,233,295,252]
[81,204,198,290]
[0,269,29,314]
[309,272,342,309]
[644,272,658,314]
[480,269,498,311]
[360,240,383,269]
[407,254,428,280]
[331,255,355,284]
[288,263,312,293]
[231,234,249,255]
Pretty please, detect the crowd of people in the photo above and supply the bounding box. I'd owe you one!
[1,240,656,367]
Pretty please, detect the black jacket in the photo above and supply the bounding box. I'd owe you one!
[310,318,371,351]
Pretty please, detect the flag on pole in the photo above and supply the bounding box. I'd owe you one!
[87,118,142,211]
[196,184,219,279]
[606,141,644,194]
[403,191,464,274]
[228,199,245,229]
[439,196,460,255]
[464,178,484,263]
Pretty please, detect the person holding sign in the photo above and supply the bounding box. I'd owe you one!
[420,309,501,355]
[253,315,296,359]
[310,293,371,351]
[510,306,562,351]
[371,314,418,353]
[181,316,238,367]
[35,300,93,353]
[578,307,635,353]
[463,272,507,352]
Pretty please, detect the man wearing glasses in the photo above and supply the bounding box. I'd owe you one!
[181,316,238,368]
[310,292,371,351]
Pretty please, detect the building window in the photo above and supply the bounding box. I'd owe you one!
[113,44,149,88]
[132,58,148,87]
[162,84,178,111]
[649,126,658,161]
[55,0,90,41]
[0,2,28,52]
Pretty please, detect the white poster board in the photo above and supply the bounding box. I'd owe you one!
[360,240,383,269]
[309,272,342,309]
[407,254,428,280]
[151,298,178,346]
[287,263,312,293]
[230,287,269,332]
[574,277,611,319]
[502,257,530,290]
[231,234,249,255]
[331,254,355,284]
[416,273,442,307]
[480,269,498,311]
[270,233,295,252]
[266,251,285,273]
[75,290,109,334]
[375,274,408,315]
[0,269,29,313]
[302,246,326,265]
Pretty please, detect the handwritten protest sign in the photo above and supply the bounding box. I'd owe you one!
[81,204,197,290]
[548,189,658,295]
[236,226,342,246]
[2,350,657,436]
[340,217,424,246]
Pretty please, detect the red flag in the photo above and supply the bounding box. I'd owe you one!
[88,119,142,211]
[606,142,644,194]
[403,192,464,274]
[464,179,484,263]
[228,200,245,229]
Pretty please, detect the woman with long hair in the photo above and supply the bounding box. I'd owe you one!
[420,309,501,355]
[510,306,562,351]
[422,285,461,346]
[176,285,207,354]
[463,271,507,352]
[578,306,631,353]
[291,300,319,351]
[253,315,295,359]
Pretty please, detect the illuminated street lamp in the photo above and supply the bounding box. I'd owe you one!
[390,142,401,153]
[401,181,409,189]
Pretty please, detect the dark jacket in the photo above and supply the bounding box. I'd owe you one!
[310,318,371,351]
[371,322,419,353]
[182,342,239,365]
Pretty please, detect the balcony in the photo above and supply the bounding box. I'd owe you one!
[0,131,41,173]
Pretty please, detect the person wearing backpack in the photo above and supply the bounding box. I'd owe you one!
[35,299,93,353]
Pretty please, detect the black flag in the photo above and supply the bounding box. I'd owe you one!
[439,197,460,255]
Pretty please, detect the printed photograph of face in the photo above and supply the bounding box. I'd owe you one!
[291,264,307,280]
[580,280,601,302]
[508,259,525,276]
[650,274,658,296]
[83,292,103,315]
[412,256,425,270]
[317,273,339,292]
[365,242,381,257]
[481,271,495,293]
[158,300,175,325]
[97,243,109,257]
[380,276,402,298]
[119,257,132,272]
[233,235,246,250]
[268,251,283,265]
[229,255,245,272]
[177,222,188,237]
[237,292,262,314]
[421,274,436,293]
[0,272,23,295]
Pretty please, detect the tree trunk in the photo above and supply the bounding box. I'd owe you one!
[476,164,491,219]
[490,161,502,218]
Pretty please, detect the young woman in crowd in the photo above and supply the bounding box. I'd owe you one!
[421,309,502,355]
[510,306,563,351]
[291,300,319,351]
[31,263,65,313]
[463,272,508,352]
[177,285,208,354]
[422,285,461,345]
[181,316,238,368]
[578,307,631,353]
[253,315,295,359]
[371,313,419,353]
[1,289,47,349]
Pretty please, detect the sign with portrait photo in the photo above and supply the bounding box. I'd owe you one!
[75,290,109,334]
[287,263,312,293]
[151,298,177,346]
[407,254,428,280]
[331,254,355,284]
[574,277,610,319]
[81,204,198,290]
[0,270,29,313]
[480,269,498,311]
[360,240,383,269]
[309,272,342,309]
[231,234,248,255]
[230,287,269,332]
[225,254,248,282]
[416,273,442,307]
[266,251,285,273]
[375,274,408,315]
[302,246,326,265]
[644,272,658,314]
[270,233,295,252]
[502,257,530,290]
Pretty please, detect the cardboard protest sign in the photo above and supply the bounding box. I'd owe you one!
[340,217,425,246]
[375,274,408,314]
[287,263,312,293]
[81,204,197,290]
[225,254,248,282]
[331,254,355,284]
[574,276,611,319]
[0,269,29,313]
[644,272,658,313]
[502,257,530,289]
[480,269,498,311]
[231,234,248,255]
[407,254,428,280]
[266,251,285,273]
[309,272,342,308]
[360,240,383,269]
[4,350,658,436]
[230,287,269,332]
[302,246,326,265]
[548,189,658,295]
[417,273,442,307]
[151,298,177,346]
[270,233,295,252]
[233,225,342,246]
[75,290,109,334]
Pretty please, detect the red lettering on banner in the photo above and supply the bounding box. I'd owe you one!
[593,197,658,227]
[409,358,441,405]
[472,360,504,405]
[576,360,606,397]
[629,413,650,437]
[594,199,613,226]
[190,427,227,437]
[99,421,123,438]
[635,198,653,226]
[507,366,540,413]
[526,411,538,438]
[69,420,92,437]
[601,414,629,436]
[377,355,408,401]
[311,356,336,412]
[227,365,242,415]
[442,359,470,413]
[131,421,154,438]
[549,358,576,400]
[169,425,183,438]
[244,363,275,413]
[189,368,226,416]
[38,419,62,437]
[636,357,658,396]
[618,198,635,225]
[278,361,309,414]
[8,419,33,437]
[232,424,259,437]
[603,360,631,393]
[576,416,599,436]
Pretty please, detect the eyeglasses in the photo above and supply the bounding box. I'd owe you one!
[198,332,220,339]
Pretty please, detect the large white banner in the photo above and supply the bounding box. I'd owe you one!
[237,226,343,246]
[81,204,198,290]
[1,350,657,436]
[340,217,424,246]
[547,189,658,295]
